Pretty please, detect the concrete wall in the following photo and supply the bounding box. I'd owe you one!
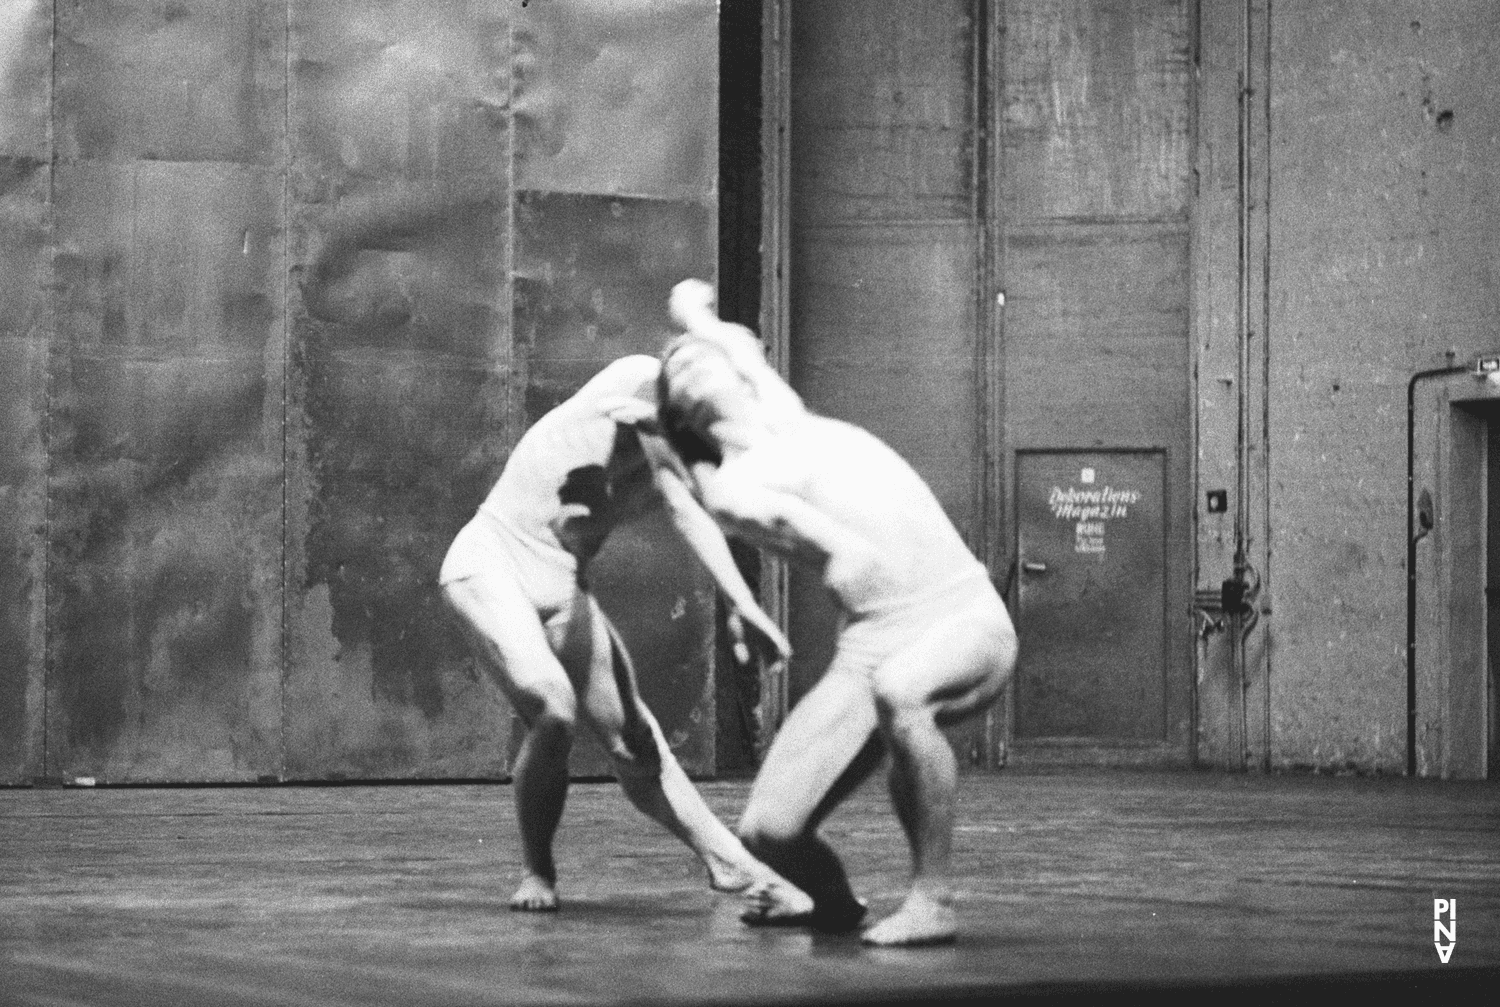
[1267,2,1500,771]
[1192,1,1500,773]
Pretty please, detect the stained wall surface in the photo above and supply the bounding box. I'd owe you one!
[1,0,721,784]
[0,0,50,783]
[45,0,288,781]
[1264,2,1500,771]
[282,0,518,781]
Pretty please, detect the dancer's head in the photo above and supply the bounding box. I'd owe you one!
[668,279,772,380]
[657,335,756,463]
[662,278,804,423]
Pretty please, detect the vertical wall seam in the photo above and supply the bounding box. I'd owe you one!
[1232,0,1252,772]
[1259,0,1274,772]
[970,0,986,567]
[503,5,516,779]
[40,0,58,780]
[279,0,291,780]
[975,0,1009,769]
[757,0,791,743]
[1186,0,1202,767]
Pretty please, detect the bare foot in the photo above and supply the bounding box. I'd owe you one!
[702,852,750,894]
[860,891,956,946]
[736,873,816,924]
[702,851,757,893]
[509,873,560,912]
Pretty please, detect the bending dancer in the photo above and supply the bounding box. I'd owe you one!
[655,280,1019,946]
[440,353,811,917]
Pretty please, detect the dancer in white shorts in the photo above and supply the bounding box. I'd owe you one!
[440,353,810,918]
[655,281,1019,946]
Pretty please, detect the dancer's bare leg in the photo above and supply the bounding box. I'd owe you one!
[864,699,959,945]
[562,593,812,916]
[861,596,1017,946]
[445,573,578,911]
[737,666,885,930]
[506,705,573,910]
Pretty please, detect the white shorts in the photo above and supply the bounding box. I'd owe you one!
[439,507,576,616]
[832,565,1003,678]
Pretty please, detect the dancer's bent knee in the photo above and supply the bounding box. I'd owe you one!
[738,809,808,853]
[515,684,580,735]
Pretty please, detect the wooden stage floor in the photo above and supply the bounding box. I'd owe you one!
[2,768,1497,1005]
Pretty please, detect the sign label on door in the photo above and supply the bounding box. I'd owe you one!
[1048,473,1144,555]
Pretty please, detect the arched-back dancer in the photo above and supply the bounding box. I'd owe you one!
[653,281,1019,946]
[440,353,811,918]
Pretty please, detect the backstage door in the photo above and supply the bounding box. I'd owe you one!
[1014,451,1166,741]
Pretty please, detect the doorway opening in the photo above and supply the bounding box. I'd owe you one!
[1421,391,1500,779]
[718,2,763,332]
[712,2,766,776]
[1488,411,1499,777]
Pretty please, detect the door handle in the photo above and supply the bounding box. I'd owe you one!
[1021,561,1048,574]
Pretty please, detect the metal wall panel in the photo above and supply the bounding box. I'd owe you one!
[281,0,721,779]
[283,0,515,780]
[512,0,720,775]
[45,1,286,781]
[512,0,718,201]
[0,0,51,783]
[3,0,721,782]
[1001,0,1191,222]
[1003,223,1189,446]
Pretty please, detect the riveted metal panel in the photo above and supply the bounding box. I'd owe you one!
[0,0,51,783]
[512,0,718,201]
[283,0,514,780]
[44,1,286,782]
[6,0,720,783]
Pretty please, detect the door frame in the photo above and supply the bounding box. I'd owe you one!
[1413,370,1500,778]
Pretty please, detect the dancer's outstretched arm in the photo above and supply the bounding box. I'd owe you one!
[630,430,791,665]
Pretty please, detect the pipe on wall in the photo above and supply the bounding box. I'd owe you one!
[1232,0,1252,773]
[1233,0,1271,772]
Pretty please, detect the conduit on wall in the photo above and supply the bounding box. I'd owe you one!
[1231,0,1273,772]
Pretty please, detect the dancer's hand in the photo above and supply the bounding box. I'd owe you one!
[726,609,791,670]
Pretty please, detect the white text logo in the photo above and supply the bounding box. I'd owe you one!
[1434,898,1456,963]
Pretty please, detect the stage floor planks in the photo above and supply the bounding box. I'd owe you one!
[2,769,1497,1004]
